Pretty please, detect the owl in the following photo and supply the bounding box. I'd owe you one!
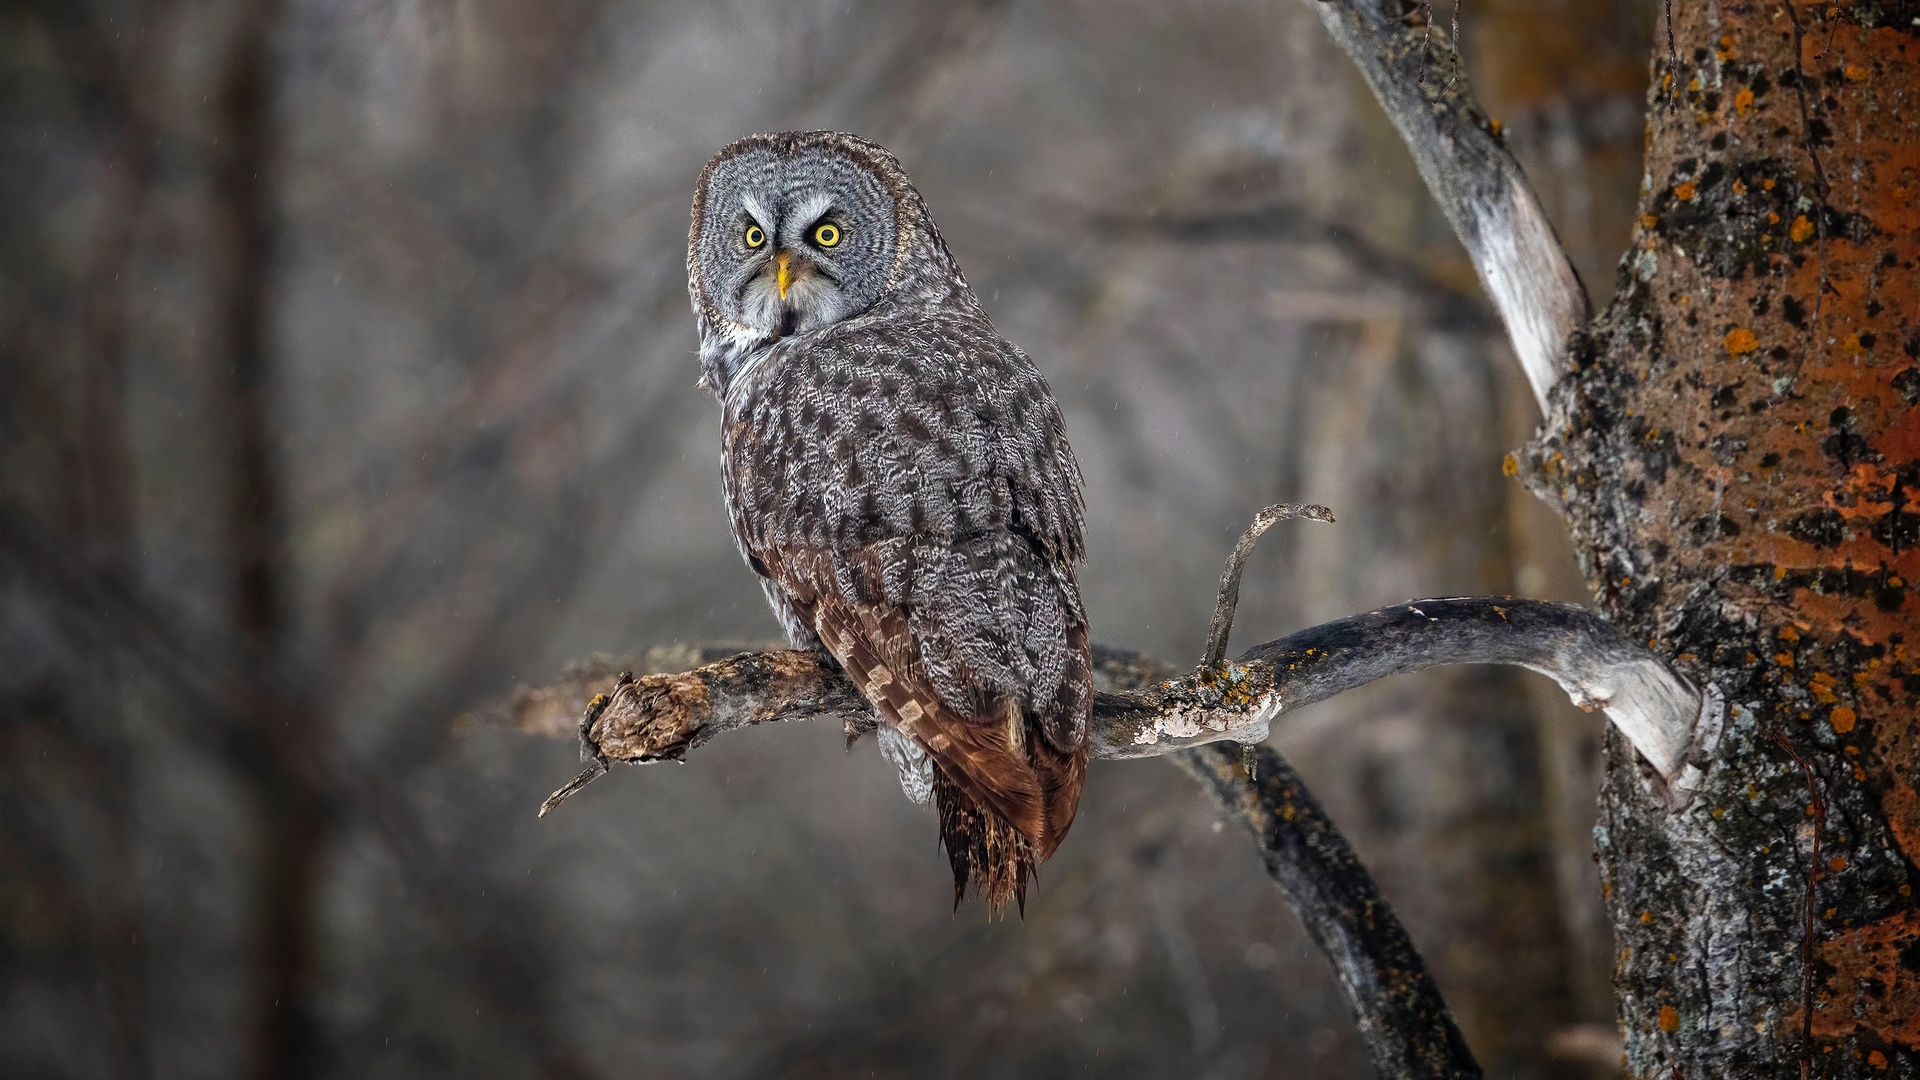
[686,131,1091,914]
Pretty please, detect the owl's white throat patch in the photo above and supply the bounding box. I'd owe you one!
[738,254,848,340]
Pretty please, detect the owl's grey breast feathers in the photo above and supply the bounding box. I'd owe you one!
[722,306,1090,848]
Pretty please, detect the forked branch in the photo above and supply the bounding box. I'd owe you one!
[505,505,1717,1078]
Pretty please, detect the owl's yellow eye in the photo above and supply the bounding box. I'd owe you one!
[744,225,766,248]
[812,223,841,248]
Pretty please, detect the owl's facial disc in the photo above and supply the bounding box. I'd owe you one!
[696,147,898,350]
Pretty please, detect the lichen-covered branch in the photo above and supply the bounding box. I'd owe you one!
[526,595,1713,816]
[1299,0,1590,408]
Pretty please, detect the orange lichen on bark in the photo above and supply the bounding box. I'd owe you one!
[1887,780,1920,887]
[1532,3,1920,1068]
[1809,909,1920,1047]
[1807,672,1839,703]
[1747,9,1918,1060]
[1652,12,1920,677]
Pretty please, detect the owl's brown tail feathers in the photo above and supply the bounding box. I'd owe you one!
[933,764,1037,916]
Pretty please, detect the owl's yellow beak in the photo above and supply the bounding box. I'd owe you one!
[776,252,793,300]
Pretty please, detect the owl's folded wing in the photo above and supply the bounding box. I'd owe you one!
[764,541,1056,850]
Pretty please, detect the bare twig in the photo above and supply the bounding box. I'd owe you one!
[1296,0,1590,409]
[1419,0,1433,75]
[537,672,626,818]
[1201,503,1335,669]
[1449,0,1462,87]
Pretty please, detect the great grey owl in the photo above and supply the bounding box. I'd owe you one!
[686,131,1091,914]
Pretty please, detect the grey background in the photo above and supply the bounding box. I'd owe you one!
[2,0,1656,1076]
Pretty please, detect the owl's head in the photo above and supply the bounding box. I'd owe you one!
[687,131,966,393]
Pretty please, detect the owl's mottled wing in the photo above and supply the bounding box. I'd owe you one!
[766,542,1051,845]
[722,307,1090,852]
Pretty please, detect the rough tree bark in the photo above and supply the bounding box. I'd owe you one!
[1518,3,1920,1075]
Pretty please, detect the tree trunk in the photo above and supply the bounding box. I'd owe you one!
[1523,2,1920,1074]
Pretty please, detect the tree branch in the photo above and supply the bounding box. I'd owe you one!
[528,593,1714,816]
[1176,743,1483,1078]
[502,503,1724,1077]
[1300,0,1591,409]
[511,506,1506,1076]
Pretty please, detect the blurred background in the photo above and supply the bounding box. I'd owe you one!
[1,0,1659,1076]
